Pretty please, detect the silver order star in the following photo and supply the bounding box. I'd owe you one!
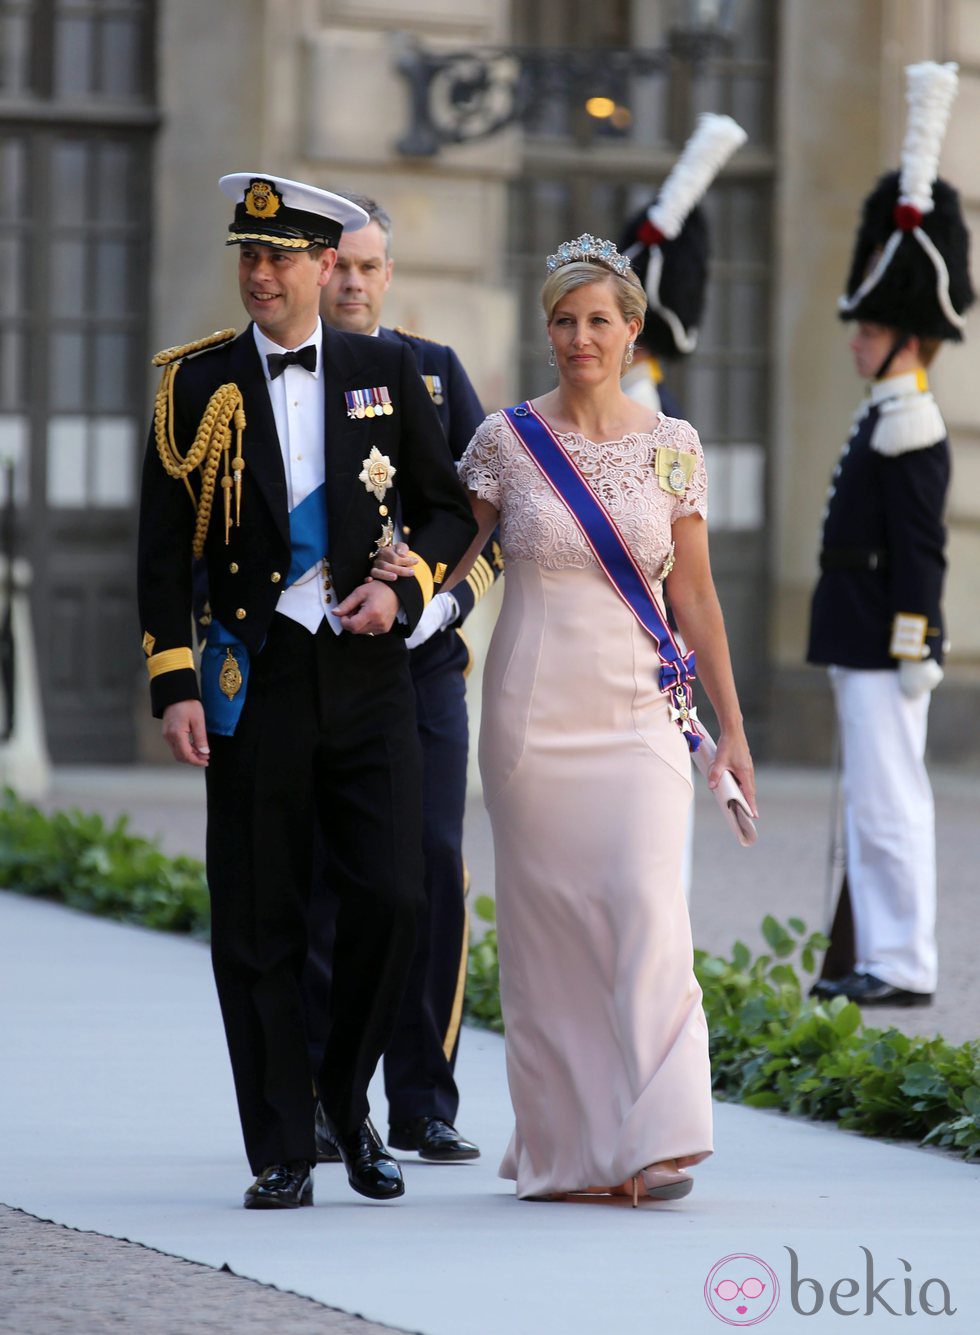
[359,446,397,500]
[669,702,699,726]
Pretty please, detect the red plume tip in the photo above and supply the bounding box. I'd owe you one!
[893,202,923,232]
[637,219,665,248]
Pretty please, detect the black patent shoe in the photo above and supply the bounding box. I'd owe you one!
[809,975,847,1000]
[314,1102,343,1164]
[323,1115,405,1201]
[243,1160,313,1209]
[839,971,933,1008]
[388,1117,481,1162]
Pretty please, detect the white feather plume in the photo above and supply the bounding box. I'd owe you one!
[647,114,748,240]
[900,61,958,215]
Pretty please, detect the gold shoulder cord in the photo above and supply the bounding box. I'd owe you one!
[151,330,246,557]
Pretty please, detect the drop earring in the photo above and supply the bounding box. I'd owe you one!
[625,341,635,366]
[548,344,556,367]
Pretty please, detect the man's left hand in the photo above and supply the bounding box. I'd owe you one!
[333,580,400,635]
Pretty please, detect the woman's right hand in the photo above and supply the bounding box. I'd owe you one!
[370,541,418,583]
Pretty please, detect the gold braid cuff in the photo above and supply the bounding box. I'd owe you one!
[146,647,195,680]
[152,332,246,558]
[410,553,434,608]
[465,555,494,606]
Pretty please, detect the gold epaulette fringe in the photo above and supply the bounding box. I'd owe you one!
[394,325,442,345]
[152,328,237,368]
[152,330,245,558]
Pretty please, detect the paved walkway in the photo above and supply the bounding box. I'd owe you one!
[0,764,976,1332]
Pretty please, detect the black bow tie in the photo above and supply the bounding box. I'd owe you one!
[266,345,317,379]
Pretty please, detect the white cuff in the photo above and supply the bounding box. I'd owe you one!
[406,591,458,649]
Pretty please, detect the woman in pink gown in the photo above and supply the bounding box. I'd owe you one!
[377,237,756,1204]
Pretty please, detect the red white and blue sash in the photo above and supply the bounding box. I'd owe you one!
[503,402,701,752]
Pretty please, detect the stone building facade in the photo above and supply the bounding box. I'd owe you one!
[2,0,977,764]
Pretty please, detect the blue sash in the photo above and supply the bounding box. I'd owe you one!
[200,616,251,737]
[503,402,700,753]
[286,483,329,587]
[201,486,328,736]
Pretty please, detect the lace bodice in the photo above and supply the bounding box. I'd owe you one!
[458,410,707,577]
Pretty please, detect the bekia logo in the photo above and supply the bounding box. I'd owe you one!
[705,1254,780,1326]
[786,1248,956,1318]
[705,1248,957,1323]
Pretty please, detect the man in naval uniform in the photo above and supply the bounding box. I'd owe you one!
[137,173,476,1208]
[808,63,974,1008]
[309,194,499,1163]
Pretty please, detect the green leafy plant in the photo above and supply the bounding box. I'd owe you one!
[0,789,210,937]
[464,904,980,1161]
[465,894,504,1033]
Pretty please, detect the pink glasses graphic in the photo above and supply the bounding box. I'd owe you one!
[715,1276,767,1309]
[704,1254,780,1326]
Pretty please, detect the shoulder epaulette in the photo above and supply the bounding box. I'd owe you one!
[393,325,443,346]
[872,391,947,457]
[151,328,245,558]
[152,328,237,368]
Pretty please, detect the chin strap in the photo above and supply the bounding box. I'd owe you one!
[873,330,911,381]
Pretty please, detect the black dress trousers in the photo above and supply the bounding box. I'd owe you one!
[205,614,423,1174]
[380,627,470,1125]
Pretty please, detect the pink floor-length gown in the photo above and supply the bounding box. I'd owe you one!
[459,410,714,1199]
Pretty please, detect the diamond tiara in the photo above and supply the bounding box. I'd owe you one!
[545,233,633,277]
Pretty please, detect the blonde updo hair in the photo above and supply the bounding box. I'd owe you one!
[541,260,647,331]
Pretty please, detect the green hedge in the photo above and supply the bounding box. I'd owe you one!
[3,791,977,1160]
[0,789,210,937]
[465,896,980,1161]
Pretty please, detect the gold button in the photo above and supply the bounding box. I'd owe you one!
[229,562,239,574]
[325,594,332,604]
[379,505,388,517]
[235,608,246,620]
[270,571,281,584]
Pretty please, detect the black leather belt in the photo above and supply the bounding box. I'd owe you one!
[820,547,888,572]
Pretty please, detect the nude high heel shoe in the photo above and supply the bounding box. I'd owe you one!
[631,1162,694,1206]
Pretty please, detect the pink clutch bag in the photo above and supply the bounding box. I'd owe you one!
[692,730,757,847]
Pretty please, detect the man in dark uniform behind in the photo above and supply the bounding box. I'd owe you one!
[308,194,499,1162]
[137,173,476,1208]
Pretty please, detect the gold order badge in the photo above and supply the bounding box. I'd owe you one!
[219,649,243,700]
[359,446,397,500]
[244,180,282,220]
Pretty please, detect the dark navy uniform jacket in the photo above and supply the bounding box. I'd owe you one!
[380,325,502,634]
[807,385,949,670]
[139,322,476,716]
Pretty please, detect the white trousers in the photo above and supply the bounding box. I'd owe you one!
[829,667,937,993]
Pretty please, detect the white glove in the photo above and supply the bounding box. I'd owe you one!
[898,658,944,699]
[406,591,459,650]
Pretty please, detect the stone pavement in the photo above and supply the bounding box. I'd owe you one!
[0,1205,403,1335]
[0,762,975,1334]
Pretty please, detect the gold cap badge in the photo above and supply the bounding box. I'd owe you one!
[244,179,282,220]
